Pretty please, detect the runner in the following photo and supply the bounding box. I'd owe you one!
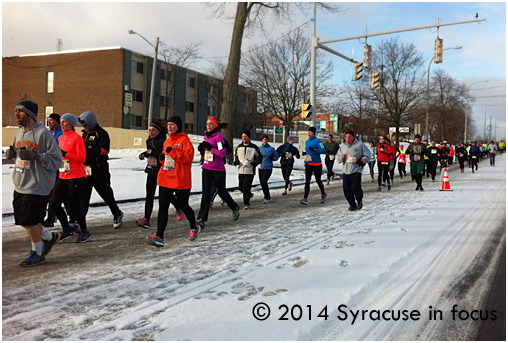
[7,100,62,266]
[397,144,407,179]
[196,117,240,229]
[423,139,429,178]
[276,136,300,195]
[146,116,198,246]
[258,135,279,204]
[426,141,441,182]
[455,143,468,173]
[300,127,327,205]
[324,134,340,185]
[368,142,376,182]
[405,134,427,191]
[339,130,370,211]
[77,111,124,228]
[469,142,480,173]
[488,141,498,167]
[52,113,91,243]
[234,130,262,210]
[136,123,184,229]
[376,135,393,191]
[389,140,398,185]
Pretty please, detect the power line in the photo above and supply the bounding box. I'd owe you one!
[472,86,506,91]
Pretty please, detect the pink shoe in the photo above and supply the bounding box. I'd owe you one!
[176,209,184,221]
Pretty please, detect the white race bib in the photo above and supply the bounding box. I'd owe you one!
[59,160,71,174]
[15,158,30,171]
[346,155,356,163]
[85,165,92,176]
[204,151,214,163]
[164,155,175,171]
[147,156,157,167]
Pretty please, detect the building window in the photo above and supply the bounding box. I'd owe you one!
[161,69,171,81]
[130,114,142,128]
[208,106,214,116]
[186,75,195,88]
[185,101,194,113]
[47,72,54,93]
[45,106,53,126]
[131,60,144,74]
[132,89,143,103]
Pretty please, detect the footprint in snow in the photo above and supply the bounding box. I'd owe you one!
[293,260,309,268]
[263,289,288,297]
[276,263,290,269]
[335,241,354,249]
[321,245,330,250]
[339,260,350,267]
[400,228,409,232]
[364,241,376,244]
[238,286,265,301]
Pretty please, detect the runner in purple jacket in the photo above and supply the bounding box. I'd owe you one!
[196,117,240,231]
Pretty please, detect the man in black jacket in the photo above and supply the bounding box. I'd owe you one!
[78,111,124,228]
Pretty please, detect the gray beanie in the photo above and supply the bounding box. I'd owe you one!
[15,100,38,120]
[61,113,78,128]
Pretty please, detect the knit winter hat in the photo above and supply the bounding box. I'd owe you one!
[207,116,219,128]
[287,136,295,143]
[15,100,38,120]
[48,113,61,124]
[168,116,182,134]
[242,130,251,138]
[346,129,355,137]
[149,122,161,132]
[308,127,317,135]
[381,135,389,141]
[415,134,422,139]
[61,113,78,128]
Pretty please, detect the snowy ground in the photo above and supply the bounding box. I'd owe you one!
[1,144,505,340]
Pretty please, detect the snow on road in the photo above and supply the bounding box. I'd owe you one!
[2,150,505,340]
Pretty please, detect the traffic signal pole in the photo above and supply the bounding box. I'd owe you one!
[309,16,485,127]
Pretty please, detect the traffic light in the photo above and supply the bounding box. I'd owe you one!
[302,102,312,119]
[364,44,372,70]
[354,62,363,81]
[434,38,443,63]
[371,72,381,89]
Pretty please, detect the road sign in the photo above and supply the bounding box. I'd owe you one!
[124,93,133,107]
[275,128,283,134]
[316,122,321,131]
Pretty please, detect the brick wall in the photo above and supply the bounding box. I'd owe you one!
[2,49,124,128]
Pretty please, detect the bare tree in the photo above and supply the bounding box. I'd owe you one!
[372,37,426,145]
[241,27,334,141]
[158,41,202,119]
[427,69,467,143]
[205,2,343,162]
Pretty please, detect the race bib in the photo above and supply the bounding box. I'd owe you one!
[147,156,157,167]
[330,155,335,160]
[414,155,421,161]
[459,153,464,157]
[346,155,356,163]
[381,162,389,165]
[164,155,175,171]
[285,152,293,159]
[204,151,214,163]
[59,160,71,174]
[472,156,477,159]
[305,155,312,162]
[431,149,437,154]
[240,159,249,168]
[85,165,92,176]
[15,158,30,172]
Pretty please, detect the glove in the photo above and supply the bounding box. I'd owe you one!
[17,148,39,161]
[61,149,67,158]
[201,141,213,150]
[139,151,148,160]
[357,159,366,167]
[309,147,316,152]
[5,146,16,159]
[166,146,173,154]
[197,144,204,154]
[159,153,165,162]
[302,151,306,156]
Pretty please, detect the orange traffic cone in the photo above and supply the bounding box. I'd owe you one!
[439,168,453,191]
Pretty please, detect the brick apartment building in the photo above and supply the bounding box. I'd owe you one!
[2,47,257,135]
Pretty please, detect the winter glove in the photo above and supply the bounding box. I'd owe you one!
[197,142,205,154]
[5,146,16,159]
[61,149,67,158]
[166,146,173,154]
[159,153,165,162]
[17,147,39,161]
[357,158,366,167]
[201,141,213,151]
[139,151,148,160]
[302,151,306,156]
[309,147,316,152]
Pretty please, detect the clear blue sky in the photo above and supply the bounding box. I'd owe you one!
[2,2,506,138]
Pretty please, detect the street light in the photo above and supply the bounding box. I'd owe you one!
[128,30,159,128]
[484,95,506,140]
[426,46,462,141]
[464,80,488,142]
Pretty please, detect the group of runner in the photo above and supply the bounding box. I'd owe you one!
[7,99,504,266]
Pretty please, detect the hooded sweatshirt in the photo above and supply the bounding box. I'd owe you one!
[58,129,87,179]
[78,112,110,170]
[340,139,371,175]
[259,143,279,169]
[12,121,62,195]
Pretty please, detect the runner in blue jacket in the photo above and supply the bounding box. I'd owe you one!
[301,127,327,205]
[258,135,279,204]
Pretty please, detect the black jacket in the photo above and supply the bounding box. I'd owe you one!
[426,146,442,161]
[82,125,110,170]
[276,143,300,166]
[144,130,167,174]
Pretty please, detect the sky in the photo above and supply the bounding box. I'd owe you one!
[2,1,506,139]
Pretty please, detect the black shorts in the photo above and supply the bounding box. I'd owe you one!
[13,191,49,226]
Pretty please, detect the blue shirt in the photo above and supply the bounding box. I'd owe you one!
[259,143,278,169]
[304,136,326,164]
[50,126,63,143]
